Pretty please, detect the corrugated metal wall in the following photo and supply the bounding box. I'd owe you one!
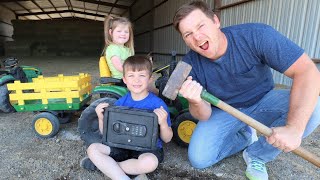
[132,0,319,86]
[220,0,320,86]
[132,0,181,64]
[132,0,214,64]
[0,5,15,56]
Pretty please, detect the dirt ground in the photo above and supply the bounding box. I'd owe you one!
[0,56,319,180]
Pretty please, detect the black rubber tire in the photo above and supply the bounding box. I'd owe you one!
[78,97,117,146]
[57,112,73,124]
[100,92,122,99]
[0,84,16,113]
[172,112,198,147]
[32,112,60,138]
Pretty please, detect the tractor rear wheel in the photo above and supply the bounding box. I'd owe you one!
[32,112,60,138]
[172,112,198,147]
[100,92,122,99]
[78,97,117,146]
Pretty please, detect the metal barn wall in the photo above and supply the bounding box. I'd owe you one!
[152,0,187,63]
[220,0,320,86]
[0,5,15,56]
[131,0,154,59]
[132,0,214,64]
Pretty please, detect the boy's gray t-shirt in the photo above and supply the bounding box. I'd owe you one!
[183,23,304,108]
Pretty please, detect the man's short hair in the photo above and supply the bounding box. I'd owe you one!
[173,1,215,32]
[123,55,152,77]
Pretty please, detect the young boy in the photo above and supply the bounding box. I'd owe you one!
[81,55,173,180]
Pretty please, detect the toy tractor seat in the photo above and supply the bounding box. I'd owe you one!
[99,56,123,85]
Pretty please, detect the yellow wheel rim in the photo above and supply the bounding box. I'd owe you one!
[177,120,196,143]
[34,118,53,136]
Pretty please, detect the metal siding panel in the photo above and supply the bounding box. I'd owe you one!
[220,0,320,86]
[221,0,243,6]
[153,54,171,65]
[153,25,188,54]
[301,0,320,58]
[135,33,151,53]
[154,0,188,28]
[154,0,165,6]
[134,12,152,34]
[131,0,153,20]
[153,0,190,58]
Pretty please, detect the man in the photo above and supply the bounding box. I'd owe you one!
[173,1,320,180]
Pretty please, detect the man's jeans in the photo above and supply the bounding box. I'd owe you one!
[188,89,320,168]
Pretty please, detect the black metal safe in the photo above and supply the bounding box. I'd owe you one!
[102,106,159,151]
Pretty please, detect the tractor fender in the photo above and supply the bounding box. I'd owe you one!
[92,85,127,96]
[78,97,117,146]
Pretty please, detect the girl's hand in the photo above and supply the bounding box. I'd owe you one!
[95,103,109,121]
[153,106,168,126]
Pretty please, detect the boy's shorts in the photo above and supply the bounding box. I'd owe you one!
[109,147,164,163]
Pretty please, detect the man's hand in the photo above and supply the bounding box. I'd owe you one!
[178,76,211,121]
[266,125,302,152]
[154,106,168,126]
[179,76,203,104]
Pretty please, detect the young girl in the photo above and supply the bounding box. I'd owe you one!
[104,15,134,79]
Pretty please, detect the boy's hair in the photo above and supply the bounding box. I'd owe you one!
[173,1,215,32]
[104,15,134,54]
[123,55,152,77]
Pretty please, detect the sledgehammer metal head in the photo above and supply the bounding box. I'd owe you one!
[162,61,192,100]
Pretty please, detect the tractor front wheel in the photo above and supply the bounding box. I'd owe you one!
[32,112,60,138]
[172,112,198,147]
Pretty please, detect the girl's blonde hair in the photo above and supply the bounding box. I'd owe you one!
[103,15,134,55]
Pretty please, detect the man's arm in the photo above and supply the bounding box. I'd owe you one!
[266,53,320,152]
[179,76,212,121]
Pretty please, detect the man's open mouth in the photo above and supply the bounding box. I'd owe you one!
[199,41,209,50]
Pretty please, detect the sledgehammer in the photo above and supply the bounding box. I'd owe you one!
[162,61,320,168]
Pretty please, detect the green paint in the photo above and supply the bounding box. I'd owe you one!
[93,85,128,96]
[12,94,91,112]
[201,90,220,106]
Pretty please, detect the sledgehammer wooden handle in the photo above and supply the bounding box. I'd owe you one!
[162,61,320,168]
[202,90,320,168]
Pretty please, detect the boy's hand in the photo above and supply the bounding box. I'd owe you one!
[154,106,168,126]
[95,103,109,121]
